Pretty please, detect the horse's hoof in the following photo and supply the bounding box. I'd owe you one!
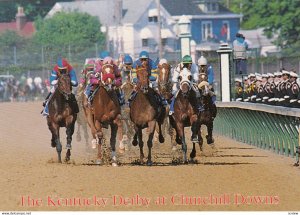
[147,160,153,166]
[64,157,70,162]
[159,135,165,143]
[183,160,189,165]
[95,159,102,165]
[132,139,138,146]
[112,162,118,167]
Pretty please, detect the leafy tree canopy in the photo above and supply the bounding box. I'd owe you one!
[33,11,105,47]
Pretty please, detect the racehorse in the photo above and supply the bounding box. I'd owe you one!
[46,72,77,163]
[130,64,166,165]
[90,63,122,166]
[157,60,176,150]
[197,81,216,149]
[197,65,216,148]
[169,68,200,163]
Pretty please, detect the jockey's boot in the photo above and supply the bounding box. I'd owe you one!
[41,104,49,116]
[43,92,52,107]
[160,94,168,107]
[128,90,137,104]
[87,90,94,106]
[169,96,175,115]
[117,90,125,106]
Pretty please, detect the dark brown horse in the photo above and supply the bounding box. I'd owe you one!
[157,60,176,150]
[130,64,166,165]
[90,63,121,166]
[196,64,217,149]
[169,68,200,163]
[197,82,216,148]
[46,72,77,163]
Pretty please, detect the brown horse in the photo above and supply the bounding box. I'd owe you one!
[130,64,166,165]
[46,73,77,163]
[198,64,216,144]
[157,60,176,149]
[197,82,216,148]
[169,68,200,163]
[90,63,121,166]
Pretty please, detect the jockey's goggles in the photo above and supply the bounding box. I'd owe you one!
[58,68,68,74]
[86,67,94,72]
[183,63,192,68]
[140,58,148,62]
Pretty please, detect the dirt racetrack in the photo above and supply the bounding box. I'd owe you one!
[0,101,300,211]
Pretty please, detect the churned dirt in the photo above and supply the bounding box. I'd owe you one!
[0,101,300,211]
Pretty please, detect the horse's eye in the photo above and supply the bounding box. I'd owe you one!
[188,75,192,81]
[178,76,182,81]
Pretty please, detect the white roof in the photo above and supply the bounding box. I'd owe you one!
[161,28,175,38]
[140,27,153,39]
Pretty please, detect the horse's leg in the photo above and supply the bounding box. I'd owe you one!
[198,125,203,151]
[110,123,118,167]
[158,121,165,143]
[137,127,144,164]
[65,121,75,162]
[94,120,103,165]
[176,122,187,163]
[48,121,62,163]
[190,141,196,163]
[206,122,215,145]
[132,125,138,146]
[146,120,156,166]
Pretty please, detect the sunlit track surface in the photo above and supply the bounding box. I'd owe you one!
[0,102,300,211]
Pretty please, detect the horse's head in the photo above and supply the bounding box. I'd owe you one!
[179,67,192,94]
[58,73,72,100]
[198,65,208,83]
[136,65,149,93]
[101,58,115,90]
[198,81,210,96]
[158,59,171,90]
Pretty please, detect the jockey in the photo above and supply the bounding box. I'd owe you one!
[101,56,125,106]
[130,50,167,106]
[121,54,134,83]
[169,55,204,115]
[197,56,217,118]
[41,58,79,116]
[132,51,158,85]
[80,59,99,102]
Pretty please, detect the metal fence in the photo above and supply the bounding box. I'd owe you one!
[214,102,300,163]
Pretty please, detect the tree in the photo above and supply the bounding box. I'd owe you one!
[33,12,104,47]
[222,0,300,54]
[0,30,26,48]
